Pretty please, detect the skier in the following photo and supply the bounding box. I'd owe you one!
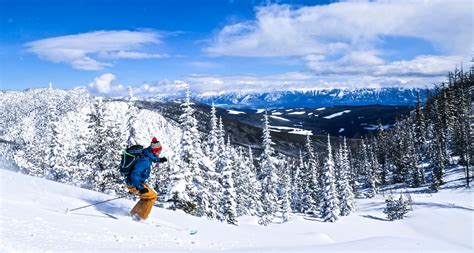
[126,137,168,220]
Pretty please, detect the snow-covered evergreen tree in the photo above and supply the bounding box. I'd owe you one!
[12,111,43,177]
[219,137,238,225]
[215,117,226,174]
[280,165,292,222]
[336,138,355,216]
[414,91,427,160]
[367,140,380,197]
[384,192,412,221]
[97,120,124,196]
[125,97,139,147]
[169,89,219,218]
[165,157,195,213]
[85,97,112,192]
[234,147,261,216]
[358,138,378,197]
[291,150,304,212]
[258,111,280,226]
[166,89,200,213]
[300,134,320,214]
[320,135,340,222]
[206,102,219,162]
[430,100,446,191]
[46,95,67,182]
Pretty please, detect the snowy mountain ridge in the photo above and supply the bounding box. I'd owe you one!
[188,87,429,109]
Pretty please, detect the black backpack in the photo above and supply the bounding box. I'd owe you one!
[119,145,144,176]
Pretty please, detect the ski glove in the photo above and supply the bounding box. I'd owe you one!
[159,157,168,163]
[139,188,149,194]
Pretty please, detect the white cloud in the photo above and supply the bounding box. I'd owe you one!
[86,70,446,98]
[204,1,471,82]
[307,53,467,77]
[26,30,164,70]
[126,79,188,97]
[205,1,471,57]
[97,50,168,59]
[187,61,219,68]
[88,73,126,94]
[181,70,451,94]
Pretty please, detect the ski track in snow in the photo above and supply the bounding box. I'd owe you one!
[0,168,473,252]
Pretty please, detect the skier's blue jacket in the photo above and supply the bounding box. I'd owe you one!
[125,147,163,191]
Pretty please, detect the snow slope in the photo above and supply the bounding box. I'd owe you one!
[1,168,472,252]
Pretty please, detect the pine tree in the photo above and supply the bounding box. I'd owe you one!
[166,89,202,214]
[384,192,411,221]
[35,88,62,178]
[165,160,197,213]
[70,101,96,187]
[206,102,220,162]
[359,138,375,195]
[234,147,261,216]
[215,117,226,174]
[12,111,44,177]
[219,138,238,225]
[300,134,319,214]
[439,89,451,164]
[450,70,473,187]
[46,96,67,182]
[85,97,111,192]
[406,126,423,187]
[367,140,380,197]
[431,100,446,191]
[414,91,427,161]
[97,121,124,195]
[280,166,292,222]
[125,98,139,147]
[346,145,358,195]
[383,193,398,221]
[291,150,304,212]
[321,135,340,222]
[390,121,412,184]
[337,138,355,216]
[375,120,390,185]
[258,111,280,226]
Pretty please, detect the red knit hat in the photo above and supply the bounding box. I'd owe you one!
[151,137,162,152]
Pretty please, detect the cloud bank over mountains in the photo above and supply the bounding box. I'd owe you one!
[24,1,472,96]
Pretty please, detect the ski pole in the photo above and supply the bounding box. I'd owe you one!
[66,196,125,213]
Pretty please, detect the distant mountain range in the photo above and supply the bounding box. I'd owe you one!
[185,88,428,109]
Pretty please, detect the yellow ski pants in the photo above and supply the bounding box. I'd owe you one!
[127,183,157,220]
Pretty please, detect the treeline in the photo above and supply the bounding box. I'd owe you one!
[160,90,355,225]
[349,68,473,194]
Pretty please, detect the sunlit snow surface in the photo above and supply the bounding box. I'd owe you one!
[323,110,351,119]
[269,115,290,122]
[269,125,313,135]
[227,110,247,115]
[288,111,306,115]
[0,167,472,252]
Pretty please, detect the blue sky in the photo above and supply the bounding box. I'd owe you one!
[0,0,471,96]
